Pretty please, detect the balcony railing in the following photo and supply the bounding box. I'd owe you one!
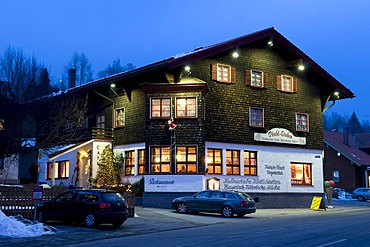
[74,128,113,142]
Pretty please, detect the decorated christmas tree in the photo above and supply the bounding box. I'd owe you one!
[95,145,123,186]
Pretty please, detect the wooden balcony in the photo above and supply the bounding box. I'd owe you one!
[75,128,113,142]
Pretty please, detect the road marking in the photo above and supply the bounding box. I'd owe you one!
[316,239,348,247]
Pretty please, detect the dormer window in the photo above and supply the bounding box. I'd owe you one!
[277,75,298,93]
[246,69,268,88]
[211,63,236,83]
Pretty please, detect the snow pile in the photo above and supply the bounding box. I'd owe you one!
[0,210,57,238]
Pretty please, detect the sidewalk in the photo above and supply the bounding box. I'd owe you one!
[1,199,369,247]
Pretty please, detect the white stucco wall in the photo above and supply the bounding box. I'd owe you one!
[145,142,324,194]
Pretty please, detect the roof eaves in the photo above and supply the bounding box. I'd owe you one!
[324,141,366,166]
[49,139,95,160]
[168,27,354,99]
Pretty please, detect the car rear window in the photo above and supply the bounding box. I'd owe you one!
[102,192,124,202]
[238,192,253,200]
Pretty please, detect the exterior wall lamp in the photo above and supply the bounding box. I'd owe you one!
[232,51,239,58]
[110,84,120,97]
[268,37,274,47]
[184,65,191,76]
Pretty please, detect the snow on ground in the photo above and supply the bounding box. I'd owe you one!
[0,210,57,238]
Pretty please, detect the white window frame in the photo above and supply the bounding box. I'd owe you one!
[217,63,231,82]
[175,97,197,118]
[251,70,264,87]
[281,75,293,92]
[150,98,171,119]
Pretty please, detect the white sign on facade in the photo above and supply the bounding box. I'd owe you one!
[145,175,204,192]
[254,128,306,145]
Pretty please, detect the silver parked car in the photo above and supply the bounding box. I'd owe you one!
[351,188,370,201]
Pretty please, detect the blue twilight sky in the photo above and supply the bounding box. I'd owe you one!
[0,0,369,120]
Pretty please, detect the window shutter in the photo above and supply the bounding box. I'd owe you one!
[231,67,236,83]
[276,75,282,90]
[211,64,218,81]
[245,70,251,86]
[263,72,268,88]
[293,77,298,92]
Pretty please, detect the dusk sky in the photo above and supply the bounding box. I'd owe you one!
[1,0,369,121]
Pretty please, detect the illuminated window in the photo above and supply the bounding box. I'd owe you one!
[244,151,257,176]
[151,98,171,118]
[96,114,106,128]
[125,150,135,175]
[296,113,309,132]
[115,108,125,127]
[150,146,170,173]
[207,148,222,174]
[211,63,236,83]
[226,150,240,175]
[249,107,264,127]
[138,149,145,175]
[277,75,297,93]
[47,161,70,179]
[176,146,197,173]
[176,97,196,118]
[246,70,268,88]
[291,163,312,186]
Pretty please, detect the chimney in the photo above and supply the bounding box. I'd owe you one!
[343,127,349,146]
[68,68,76,89]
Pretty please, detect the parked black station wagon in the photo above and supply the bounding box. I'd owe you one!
[37,188,128,227]
[172,190,256,217]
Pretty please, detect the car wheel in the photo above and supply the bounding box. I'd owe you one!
[84,213,97,227]
[358,195,365,202]
[222,206,234,218]
[37,211,47,223]
[112,220,124,228]
[177,202,188,214]
[237,213,245,218]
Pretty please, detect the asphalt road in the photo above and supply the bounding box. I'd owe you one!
[2,199,370,247]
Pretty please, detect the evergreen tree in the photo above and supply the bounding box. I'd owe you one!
[94,145,124,186]
[348,111,363,134]
[97,59,135,79]
[37,68,55,97]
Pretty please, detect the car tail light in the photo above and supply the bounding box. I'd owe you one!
[239,201,249,206]
[99,202,111,209]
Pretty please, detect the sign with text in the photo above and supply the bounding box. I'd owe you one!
[145,175,203,192]
[254,128,306,145]
[32,186,43,201]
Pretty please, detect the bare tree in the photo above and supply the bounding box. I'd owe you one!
[62,52,93,87]
[0,46,54,103]
[30,93,90,149]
